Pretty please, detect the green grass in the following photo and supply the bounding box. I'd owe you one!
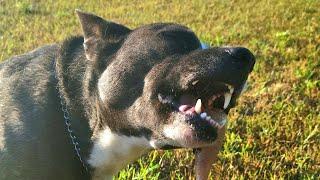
[1,0,319,179]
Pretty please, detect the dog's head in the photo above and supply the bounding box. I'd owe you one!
[77,11,255,150]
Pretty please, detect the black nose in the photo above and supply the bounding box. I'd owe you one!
[226,47,255,72]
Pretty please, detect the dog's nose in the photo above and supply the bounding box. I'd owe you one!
[225,47,255,72]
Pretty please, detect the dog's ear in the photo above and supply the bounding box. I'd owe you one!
[75,10,131,60]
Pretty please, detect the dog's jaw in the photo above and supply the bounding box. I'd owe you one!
[88,128,151,179]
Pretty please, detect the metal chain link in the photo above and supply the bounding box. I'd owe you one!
[54,61,89,172]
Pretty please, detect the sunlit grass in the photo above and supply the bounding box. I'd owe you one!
[1,0,319,179]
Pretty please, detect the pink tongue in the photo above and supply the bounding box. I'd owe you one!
[179,105,196,115]
[194,125,226,180]
[180,104,226,179]
[194,146,219,180]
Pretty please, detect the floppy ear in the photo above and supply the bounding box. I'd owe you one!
[75,10,131,60]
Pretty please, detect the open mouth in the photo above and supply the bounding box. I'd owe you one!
[158,82,235,131]
[178,84,234,128]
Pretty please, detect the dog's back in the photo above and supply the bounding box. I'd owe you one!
[0,45,89,180]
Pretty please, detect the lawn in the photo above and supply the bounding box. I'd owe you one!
[0,0,319,179]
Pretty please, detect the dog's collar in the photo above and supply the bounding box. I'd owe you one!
[200,41,209,49]
[54,59,90,173]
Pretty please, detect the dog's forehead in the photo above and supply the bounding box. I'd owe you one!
[121,23,201,53]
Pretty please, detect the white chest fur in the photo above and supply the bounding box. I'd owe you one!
[88,128,151,180]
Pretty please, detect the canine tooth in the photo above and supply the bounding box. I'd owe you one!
[192,80,199,85]
[195,99,202,114]
[226,84,234,94]
[200,112,207,119]
[229,87,234,94]
[223,93,232,109]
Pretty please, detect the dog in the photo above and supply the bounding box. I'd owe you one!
[0,10,255,180]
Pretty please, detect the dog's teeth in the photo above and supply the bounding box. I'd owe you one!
[223,84,234,109]
[200,112,207,119]
[192,80,199,85]
[209,119,218,126]
[206,116,211,121]
[223,93,232,109]
[219,119,227,126]
[195,99,202,114]
[226,84,234,94]
[229,87,234,94]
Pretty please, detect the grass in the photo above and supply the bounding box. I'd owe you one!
[1,0,319,179]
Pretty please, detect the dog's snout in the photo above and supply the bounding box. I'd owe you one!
[226,47,255,71]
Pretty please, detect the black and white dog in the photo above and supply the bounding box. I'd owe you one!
[0,10,255,180]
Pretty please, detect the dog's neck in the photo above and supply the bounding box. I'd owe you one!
[56,36,130,135]
[56,36,153,178]
[55,37,95,167]
[56,36,101,133]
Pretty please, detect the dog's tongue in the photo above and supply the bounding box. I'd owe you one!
[179,99,204,115]
[194,109,227,180]
[194,146,219,180]
[179,97,227,179]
